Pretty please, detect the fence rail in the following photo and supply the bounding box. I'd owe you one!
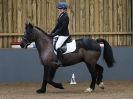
[0,32,132,48]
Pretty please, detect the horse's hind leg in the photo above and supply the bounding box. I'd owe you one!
[96,64,104,89]
[36,67,48,94]
[84,63,97,92]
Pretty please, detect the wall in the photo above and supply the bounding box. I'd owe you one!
[0,47,133,83]
[132,0,133,31]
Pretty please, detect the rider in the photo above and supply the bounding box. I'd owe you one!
[51,2,69,65]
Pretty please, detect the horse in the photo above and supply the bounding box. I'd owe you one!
[20,23,115,93]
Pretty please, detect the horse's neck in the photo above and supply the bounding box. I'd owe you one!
[33,28,53,54]
[35,33,53,54]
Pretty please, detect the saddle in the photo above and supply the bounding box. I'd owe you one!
[53,36,76,54]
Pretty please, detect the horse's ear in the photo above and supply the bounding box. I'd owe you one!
[25,19,28,25]
[25,23,28,29]
[25,18,33,26]
[28,22,32,26]
[25,22,33,30]
[28,23,33,28]
[25,20,29,29]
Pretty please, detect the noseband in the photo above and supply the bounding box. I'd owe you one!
[22,37,31,45]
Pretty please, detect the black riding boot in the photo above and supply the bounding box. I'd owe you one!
[56,48,63,66]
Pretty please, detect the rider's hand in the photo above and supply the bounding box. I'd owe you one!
[50,33,55,38]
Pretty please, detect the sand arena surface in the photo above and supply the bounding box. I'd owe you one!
[0,81,133,99]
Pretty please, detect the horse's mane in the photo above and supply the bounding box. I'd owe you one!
[34,26,50,37]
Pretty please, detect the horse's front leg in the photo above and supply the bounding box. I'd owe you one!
[36,67,48,94]
[47,67,64,89]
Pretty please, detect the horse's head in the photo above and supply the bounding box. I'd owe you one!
[20,23,35,48]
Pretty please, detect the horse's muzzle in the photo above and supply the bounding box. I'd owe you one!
[20,42,25,48]
[20,42,28,48]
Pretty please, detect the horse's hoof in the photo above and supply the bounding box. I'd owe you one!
[84,87,93,93]
[57,83,64,89]
[36,89,46,94]
[99,82,104,89]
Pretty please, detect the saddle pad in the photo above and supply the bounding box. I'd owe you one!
[64,40,76,54]
[54,40,76,55]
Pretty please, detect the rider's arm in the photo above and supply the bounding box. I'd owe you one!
[54,15,69,35]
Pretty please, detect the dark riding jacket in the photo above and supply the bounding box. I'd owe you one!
[51,12,69,36]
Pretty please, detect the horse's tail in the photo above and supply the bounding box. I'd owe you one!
[96,38,115,68]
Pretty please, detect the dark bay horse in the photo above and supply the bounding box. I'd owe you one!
[20,23,115,93]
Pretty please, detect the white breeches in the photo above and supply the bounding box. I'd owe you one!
[55,36,68,50]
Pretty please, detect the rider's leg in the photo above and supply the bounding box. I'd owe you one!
[55,36,68,65]
[55,36,68,50]
[56,48,63,65]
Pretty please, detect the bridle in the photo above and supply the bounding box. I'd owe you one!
[21,29,35,48]
[21,26,52,48]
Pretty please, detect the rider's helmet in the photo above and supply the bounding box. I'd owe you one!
[57,2,68,9]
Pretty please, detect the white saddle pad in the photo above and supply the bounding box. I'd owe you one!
[54,40,76,55]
